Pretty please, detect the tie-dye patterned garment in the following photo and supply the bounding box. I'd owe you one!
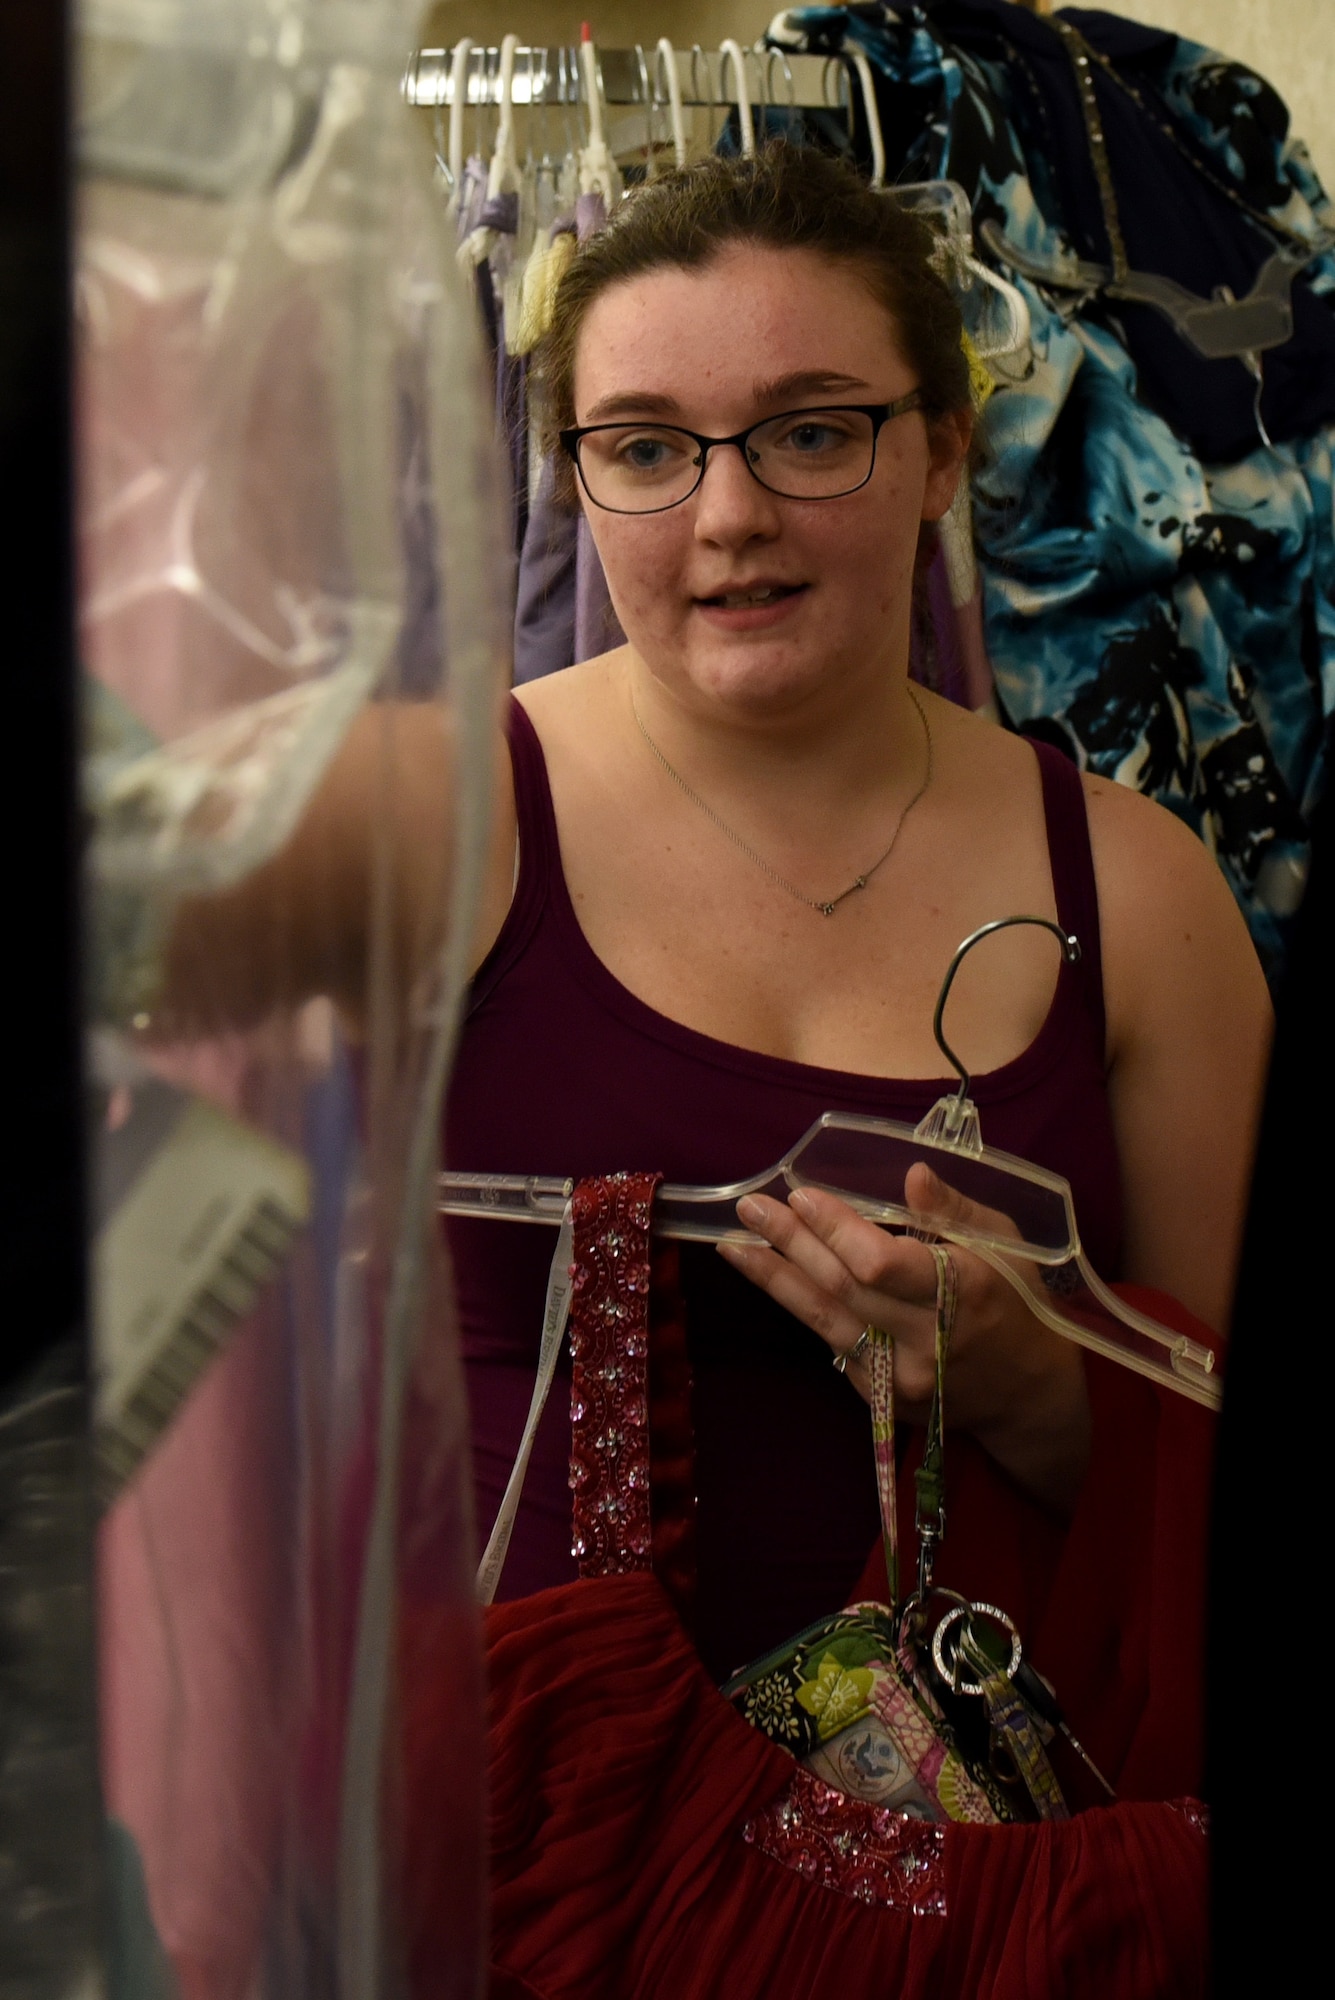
[773,3,1335,975]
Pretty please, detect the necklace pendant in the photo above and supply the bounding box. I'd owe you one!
[820,902,837,918]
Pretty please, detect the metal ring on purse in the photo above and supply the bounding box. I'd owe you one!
[931,1601,1022,1696]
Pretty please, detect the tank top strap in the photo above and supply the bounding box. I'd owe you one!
[467,697,564,1008]
[506,694,562,908]
[1031,739,1106,1056]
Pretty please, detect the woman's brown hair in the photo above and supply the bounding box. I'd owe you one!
[539,144,973,503]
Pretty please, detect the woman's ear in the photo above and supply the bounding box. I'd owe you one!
[921,406,974,523]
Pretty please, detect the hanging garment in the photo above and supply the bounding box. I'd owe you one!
[404,1173,1215,1999]
[774,1,1335,975]
[512,197,627,679]
[443,698,1121,1682]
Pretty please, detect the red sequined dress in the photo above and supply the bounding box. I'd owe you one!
[402,1174,1214,2000]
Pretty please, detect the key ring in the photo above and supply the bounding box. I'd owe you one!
[931,1601,1022,1696]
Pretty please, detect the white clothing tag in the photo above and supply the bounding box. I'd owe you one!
[476,1202,575,1605]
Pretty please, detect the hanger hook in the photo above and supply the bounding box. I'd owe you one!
[933,916,1080,1106]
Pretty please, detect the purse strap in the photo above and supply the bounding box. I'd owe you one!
[866,1242,957,1613]
[913,1244,956,1606]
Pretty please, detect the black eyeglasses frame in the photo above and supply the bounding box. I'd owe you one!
[557,393,927,515]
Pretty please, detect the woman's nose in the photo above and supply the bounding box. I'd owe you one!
[691,440,783,544]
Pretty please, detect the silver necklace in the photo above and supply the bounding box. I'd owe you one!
[630,682,933,917]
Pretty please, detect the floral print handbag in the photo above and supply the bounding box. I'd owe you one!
[721,1245,1077,1827]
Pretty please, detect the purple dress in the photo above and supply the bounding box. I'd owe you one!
[443,701,1123,1677]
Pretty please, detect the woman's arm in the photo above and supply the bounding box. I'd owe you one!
[155,702,516,1037]
[1089,773,1273,1336]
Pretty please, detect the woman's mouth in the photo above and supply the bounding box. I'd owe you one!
[699,582,805,609]
[695,582,809,628]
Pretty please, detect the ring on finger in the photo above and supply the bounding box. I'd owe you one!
[833,1324,876,1376]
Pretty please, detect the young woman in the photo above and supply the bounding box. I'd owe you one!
[443,145,1268,1678]
[166,142,1264,1995]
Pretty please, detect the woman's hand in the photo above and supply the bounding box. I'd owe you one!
[716,1162,1091,1516]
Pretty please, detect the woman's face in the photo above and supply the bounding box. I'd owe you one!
[570,242,968,721]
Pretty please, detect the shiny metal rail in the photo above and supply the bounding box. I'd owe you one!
[403,44,849,113]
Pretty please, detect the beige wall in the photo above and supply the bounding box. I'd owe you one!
[422,4,777,50]
[1110,0,1334,191]
[422,0,1335,193]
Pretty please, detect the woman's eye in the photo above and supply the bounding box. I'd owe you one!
[615,433,686,472]
[779,421,848,453]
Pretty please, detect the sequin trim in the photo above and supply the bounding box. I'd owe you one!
[568,1172,661,1576]
[742,1767,948,1915]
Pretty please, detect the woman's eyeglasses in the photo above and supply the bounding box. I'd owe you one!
[559,393,926,515]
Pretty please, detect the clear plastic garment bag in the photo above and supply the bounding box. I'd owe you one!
[79,2,504,1992]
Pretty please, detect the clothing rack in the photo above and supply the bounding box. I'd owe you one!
[404,44,851,115]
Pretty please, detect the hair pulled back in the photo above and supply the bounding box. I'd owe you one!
[540,144,973,499]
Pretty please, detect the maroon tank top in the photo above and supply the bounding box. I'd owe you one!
[444,699,1123,1679]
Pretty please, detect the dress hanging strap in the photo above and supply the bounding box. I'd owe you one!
[567,1171,663,1577]
[476,1200,577,1604]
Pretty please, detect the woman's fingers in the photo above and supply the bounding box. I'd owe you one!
[715,1232,868,1360]
[754,1187,940,1308]
[718,1188,943,1406]
[904,1161,1026,1247]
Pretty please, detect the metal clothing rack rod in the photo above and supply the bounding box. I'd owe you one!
[403,45,851,114]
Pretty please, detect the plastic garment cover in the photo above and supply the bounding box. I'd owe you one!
[774,2,1335,977]
[77,3,506,1993]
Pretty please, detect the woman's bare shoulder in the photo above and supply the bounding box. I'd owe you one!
[1080,768,1270,1054]
[1081,769,1238,929]
[511,648,626,749]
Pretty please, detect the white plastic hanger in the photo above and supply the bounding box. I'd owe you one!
[459,33,522,269]
[440,916,1220,1410]
[893,178,1032,364]
[847,43,886,189]
[577,27,622,207]
[443,35,472,219]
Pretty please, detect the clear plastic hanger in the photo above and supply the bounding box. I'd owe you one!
[440,916,1220,1408]
[718,39,756,160]
[831,53,1030,365]
[654,36,689,170]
